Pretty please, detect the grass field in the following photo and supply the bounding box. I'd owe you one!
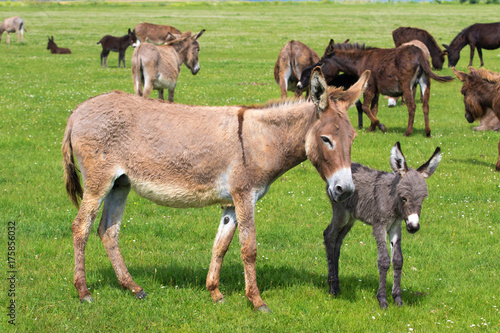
[0,1,499,332]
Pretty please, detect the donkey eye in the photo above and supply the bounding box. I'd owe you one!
[401,197,407,203]
[320,135,335,150]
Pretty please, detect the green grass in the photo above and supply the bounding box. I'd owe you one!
[1,1,499,332]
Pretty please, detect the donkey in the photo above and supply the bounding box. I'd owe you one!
[134,22,181,45]
[324,40,454,137]
[46,36,71,54]
[131,29,205,102]
[473,108,500,132]
[274,40,320,99]
[453,67,500,171]
[324,142,441,308]
[392,27,447,70]
[97,29,138,68]
[0,16,26,44]
[444,22,500,68]
[62,68,371,312]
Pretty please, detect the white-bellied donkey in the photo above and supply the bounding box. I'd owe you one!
[62,68,371,312]
[0,16,26,44]
[131,29,204,102]
[324,142,441,308]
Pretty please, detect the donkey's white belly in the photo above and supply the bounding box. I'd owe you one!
[131,179,233,208]
[154,73,176,90]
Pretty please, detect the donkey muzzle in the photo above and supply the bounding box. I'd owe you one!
[327,168,355,203]
[405,213,420,234]
[297,81,304,90]
[465,112,475,124]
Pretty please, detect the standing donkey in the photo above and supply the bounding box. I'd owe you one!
[97,28,138,68]
[0,16,26,44]
[324,142,441,308]
[131,29,205,102]
[62,68,370,312]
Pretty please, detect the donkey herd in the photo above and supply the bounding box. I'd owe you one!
[2,14,499,312]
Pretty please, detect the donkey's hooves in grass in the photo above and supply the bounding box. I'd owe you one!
[135,290,147,300]
[255,304,272,313]
[378,300,388,309]
[80,295,94,303]
[216,297,227,304]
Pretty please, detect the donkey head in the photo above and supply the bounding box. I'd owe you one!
[453,67,498,123]
[128,28,139,48]
[442,44,459,68]
[47,36,55,50]
[167,29,205,75]
[390,142,441,233]
[306,67,370,203]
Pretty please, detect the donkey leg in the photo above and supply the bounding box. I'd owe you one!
[355,100,363,129]
[119,51,126,68]
[361,91,382,132]
[97,175,145,299]
[6,32,10,44]
[324,207,354,296]
[206,206,238,303]
[477,47,484,67]
[372,225,390,308]
[167,87,175,103]
[72,195,103,302]
[496,140,500,171]
[370,93,386,133]
[469,44,476,67]
[403,87,417,136]
[234,193,269,312]
[388,225,404,306]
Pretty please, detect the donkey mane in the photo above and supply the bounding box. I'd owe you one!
[473,68,500,84]
[333,42,376,52]
[448,26,469,49]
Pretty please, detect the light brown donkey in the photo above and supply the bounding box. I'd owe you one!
[0,16,26,44]
[134,22,181,45]
[131,29,205,102]
[62,68,370,312]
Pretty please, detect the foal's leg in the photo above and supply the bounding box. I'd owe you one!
[355,100,363,129]
[323,206,355,296]
[361,90,384,133]
[388,224,403,306]
[118,51,126,68]
[97,175,145,299]
[234,193,269,312]
[372,224,390,308]
[206,206,238,303]
[419,75,431,137]
[72,194,104,302]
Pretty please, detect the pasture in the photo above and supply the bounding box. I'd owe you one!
[0,1,499,331]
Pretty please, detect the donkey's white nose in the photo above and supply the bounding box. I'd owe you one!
[406,214,420,233]
[328,167,355,203]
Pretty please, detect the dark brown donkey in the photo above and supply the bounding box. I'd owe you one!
[46,36,71,54]
[444,22,500,68]
[393,27,447,70]
[453,67,500,171]
[324,41,454,137]
[324,142,441,308]
[274,40,320,99]
[97,29,138,68]
[62,68,370,312]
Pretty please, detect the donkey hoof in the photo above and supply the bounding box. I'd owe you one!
[378,300,388,309]
[425,131,431,138]
[80,295,94,303]
[216,297,227,304]
[135,290,147,300]
[255,304,272,313]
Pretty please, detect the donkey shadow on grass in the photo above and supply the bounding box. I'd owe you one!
[96,261,427,306]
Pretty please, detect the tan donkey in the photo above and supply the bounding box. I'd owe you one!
[131,29,205,102]
[0,16,26,44]
[134,22,181,45]
[62,68,370,312]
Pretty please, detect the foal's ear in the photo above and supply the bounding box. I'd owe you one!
[390,142,408,176]
[452,67,468,82]
[324,39,335,56]
[128,28,132,34]
[339,70,370,108]
[310,67,328,116]
[195,29,206,40]
[417,147,441,178]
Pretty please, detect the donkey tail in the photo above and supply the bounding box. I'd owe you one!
[417,48,454,83]
[62,120,83,208]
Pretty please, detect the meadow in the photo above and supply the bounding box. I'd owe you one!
[0,1,499,332]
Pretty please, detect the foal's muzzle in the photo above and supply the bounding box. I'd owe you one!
[465,112,475,124]
[405,214,420,234]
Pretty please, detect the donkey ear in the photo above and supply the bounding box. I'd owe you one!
[442,44,449,50]
[452,67,468,82]
[343,39,350,44]
[195,29,206,40]
[338,70,370,108]
[390,142,408,176]
[128,28,132,34]
[417,147,441,178]
[310,67,328,116]
[324,39,335,56]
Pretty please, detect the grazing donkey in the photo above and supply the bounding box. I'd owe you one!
[0,16,26,44]
[453,67,500,171]
[392,27,447,70]
[46,36,71,54]
[134,22,181,45]
[97,29,138,68]
[324,142,441,308]
[274,40,320,99]
[131,29,205,102]
[444,22,500,68]
[62,68,370,312]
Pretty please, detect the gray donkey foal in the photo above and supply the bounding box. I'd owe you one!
[324,142,441,308]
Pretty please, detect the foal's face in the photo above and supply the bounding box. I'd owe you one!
[397,171,428,234]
